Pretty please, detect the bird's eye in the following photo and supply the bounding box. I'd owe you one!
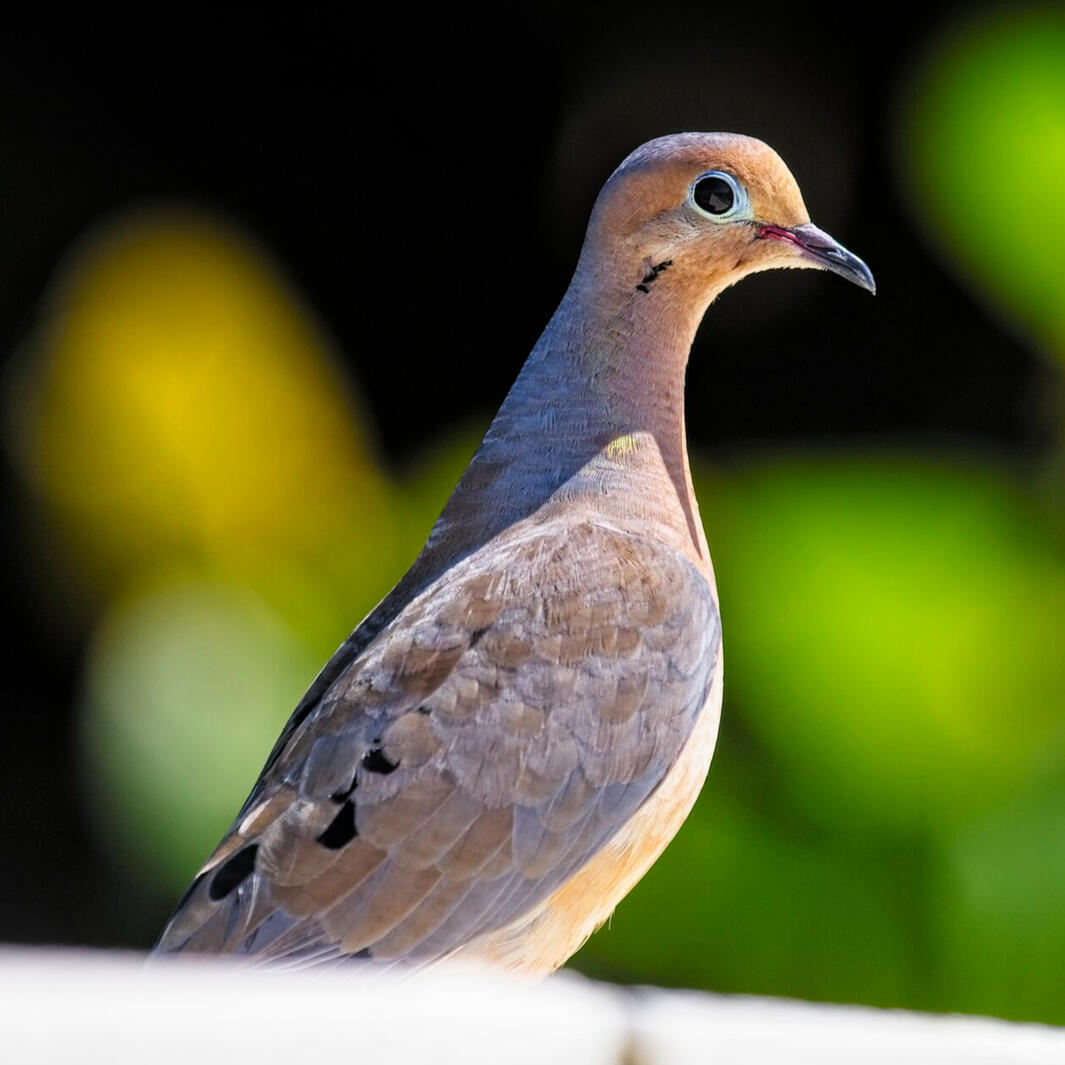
[691,171,747,219]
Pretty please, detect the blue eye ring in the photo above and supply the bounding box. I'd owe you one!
[690,171,748,220]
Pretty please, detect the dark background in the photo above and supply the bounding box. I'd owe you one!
[0,3,1054,953]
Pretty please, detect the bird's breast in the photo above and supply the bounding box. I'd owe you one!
[455,646,724,975]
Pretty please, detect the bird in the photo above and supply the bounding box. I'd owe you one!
[154,132,874,975]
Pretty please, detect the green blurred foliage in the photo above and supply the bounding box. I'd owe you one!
[82,578,323,889]
[934,787,1065,1021]
[702,456,1065,837]
[574,454,1065,1016]
[575,793,919,1006]
[900,6,1065,362]
[5,1,1065,1027]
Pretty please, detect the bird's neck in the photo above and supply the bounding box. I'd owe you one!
[424,263,712,575]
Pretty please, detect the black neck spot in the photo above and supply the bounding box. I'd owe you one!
[635,259,673,293]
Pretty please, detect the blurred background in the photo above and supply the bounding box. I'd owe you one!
[2,0,1064,1025]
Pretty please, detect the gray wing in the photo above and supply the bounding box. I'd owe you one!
[154,519,719,967]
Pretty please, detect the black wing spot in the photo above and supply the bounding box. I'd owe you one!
[362,746,398,775]
[317,800,357,849]
[416,705,432,716]
[208,844,259,901]
[330,774,358,803]
[469,626,489,647]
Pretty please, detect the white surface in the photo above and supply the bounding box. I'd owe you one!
[1,948,1062,1064]
[630,988,1065,1064]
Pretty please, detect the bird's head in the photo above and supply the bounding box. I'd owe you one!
[581,132,874,307]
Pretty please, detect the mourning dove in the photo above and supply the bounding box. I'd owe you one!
[154,132,874,975]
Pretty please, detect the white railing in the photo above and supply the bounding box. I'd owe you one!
[2,948,1061,1064]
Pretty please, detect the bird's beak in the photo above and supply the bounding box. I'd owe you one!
[757,222,876,294]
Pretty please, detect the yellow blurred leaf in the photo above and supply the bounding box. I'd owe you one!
[8,208,394,596]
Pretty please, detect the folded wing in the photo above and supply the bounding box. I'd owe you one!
[154,519,719,968]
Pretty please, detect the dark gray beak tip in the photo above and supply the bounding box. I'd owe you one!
[827,250,876,296]
[790,223,876,296]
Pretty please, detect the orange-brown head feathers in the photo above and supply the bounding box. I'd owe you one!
[579,132,874,307]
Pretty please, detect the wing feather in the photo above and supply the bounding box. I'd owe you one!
[154,518,719,968]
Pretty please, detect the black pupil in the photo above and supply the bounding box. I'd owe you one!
[694,176,734,215]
